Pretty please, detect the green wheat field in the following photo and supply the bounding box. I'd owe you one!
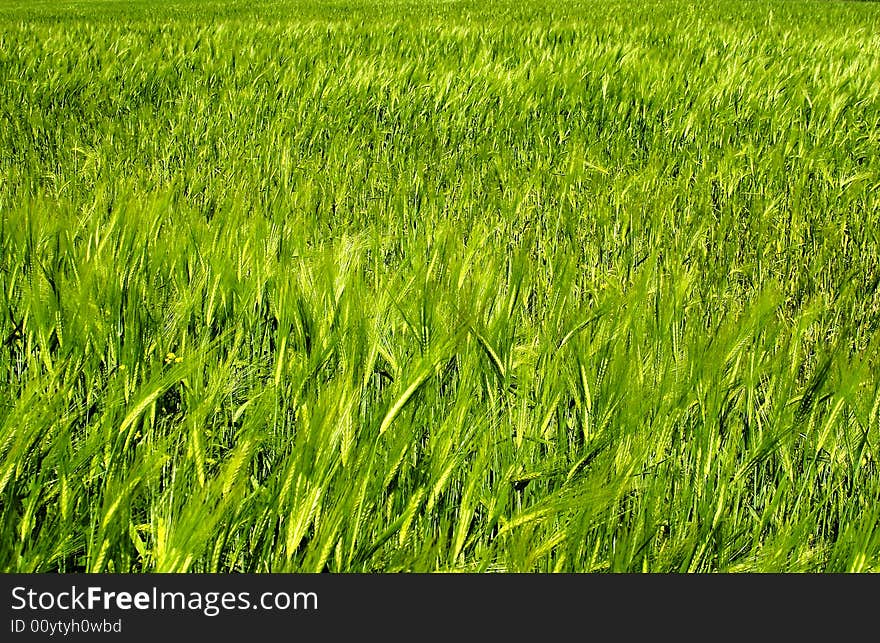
[1,0,879,573]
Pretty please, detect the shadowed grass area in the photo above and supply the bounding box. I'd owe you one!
[1,0,879,572]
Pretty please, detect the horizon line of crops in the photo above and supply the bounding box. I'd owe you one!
[1,0,880,572]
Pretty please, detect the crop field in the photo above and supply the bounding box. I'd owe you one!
[1,0,880,573]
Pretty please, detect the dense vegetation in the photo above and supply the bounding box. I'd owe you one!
[1,0,879,572]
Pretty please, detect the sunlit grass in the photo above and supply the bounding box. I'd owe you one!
[1,0,879,572]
